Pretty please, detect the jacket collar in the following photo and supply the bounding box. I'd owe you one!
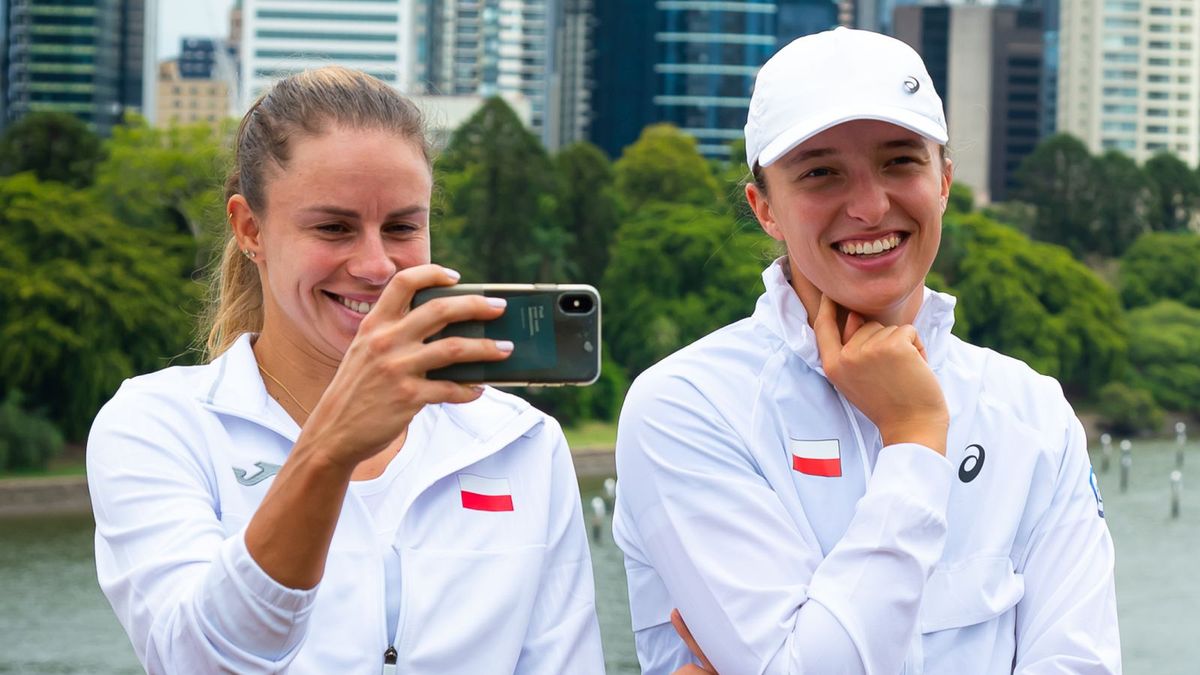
[754,257,957,374]
[198,333,541,465]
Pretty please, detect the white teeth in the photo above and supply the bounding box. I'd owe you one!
[838,234,902,256]
[337,295,374,314]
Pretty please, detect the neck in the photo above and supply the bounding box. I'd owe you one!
[252,325,341,422]
[785,258,923,330]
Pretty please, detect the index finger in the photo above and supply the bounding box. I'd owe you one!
[812,293,844,366]
[671,609,716,673]
[371,264,461,320]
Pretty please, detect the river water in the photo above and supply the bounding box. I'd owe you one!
[1,442,1196,673]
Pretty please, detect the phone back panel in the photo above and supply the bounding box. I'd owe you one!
[411,284,601,386]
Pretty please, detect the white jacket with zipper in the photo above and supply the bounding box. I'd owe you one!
[88,333,604,674]
[613,258,1120,675]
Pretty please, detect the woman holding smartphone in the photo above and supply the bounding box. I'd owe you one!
[87,67,603,674]
[614,28,1120,674]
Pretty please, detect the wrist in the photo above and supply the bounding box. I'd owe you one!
[880,418,949,456]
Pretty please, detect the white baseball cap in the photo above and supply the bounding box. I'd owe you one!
[745,27,948,172]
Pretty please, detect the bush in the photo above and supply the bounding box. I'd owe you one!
[0,391,64,471]
[1125,301,1200,414]
[1096,382,1164,437]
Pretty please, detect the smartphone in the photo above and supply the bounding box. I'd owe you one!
[410,284,601,386]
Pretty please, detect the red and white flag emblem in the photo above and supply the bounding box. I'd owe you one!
[458,474,514,512]
[790,439,841,477]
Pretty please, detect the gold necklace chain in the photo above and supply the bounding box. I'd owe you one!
[257,364,313,417]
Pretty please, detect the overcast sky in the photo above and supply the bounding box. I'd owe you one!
[157,0,237,61]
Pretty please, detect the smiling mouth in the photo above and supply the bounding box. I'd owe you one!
[835,233,906,257]
[325,291,375,315]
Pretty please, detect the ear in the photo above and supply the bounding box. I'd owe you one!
[746,181,784,242]
[940,157,954,211]
[227,195,262,259]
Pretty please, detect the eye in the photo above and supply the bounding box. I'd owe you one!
[800,166,834,180]
[886,154,926,168]
[384,221,420,235]
[316,222,351,234]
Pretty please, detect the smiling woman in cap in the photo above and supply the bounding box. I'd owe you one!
[613,28,1120,674]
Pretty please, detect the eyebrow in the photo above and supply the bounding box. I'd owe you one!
[300,204,429,219]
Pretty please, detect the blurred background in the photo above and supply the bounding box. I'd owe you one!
[1,0,1199,672]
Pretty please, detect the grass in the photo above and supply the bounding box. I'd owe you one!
[563,420,618,450]
[0,444,87,481]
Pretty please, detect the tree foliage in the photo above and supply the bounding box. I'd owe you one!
[1091,150,1154,257]
[613,124,722,212]
[0,112,104,188]
[0,390,64,471]
[1012,134,1100,257]
[0,174,202,439]
[435,98,566,281]
[1096,382,1164,436]
[1119,231,1200,310]
[93,115,231,264]
[553,142,621,286]
[603,202,770,377]
[937,214,1127,397]
[1125,301,1200,414]
[1144,152,1200,232]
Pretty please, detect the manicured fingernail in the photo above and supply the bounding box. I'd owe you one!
[495,340,514,353]
[486,297,507,309]
[442,266,461,281]
[469,385,485,393]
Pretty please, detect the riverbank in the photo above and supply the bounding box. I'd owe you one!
[0,447,617,517]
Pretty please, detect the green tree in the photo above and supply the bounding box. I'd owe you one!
[613,124,722,212]
[1091,150,1152,257]
[1143,152,1200,232]
[0,390,64,471]
[0,112,103,188]
[947,182,975,215]
[92,115,231,264]
[1119,231,1200,309]
[553,142,621,286]
[938,214,1127,397]
[435,98,565,281]
[0,174,202,439]
[1096,382,1164,436]
[1012,134,1099,256]
[1125,301,1200,414]
[603,202,770,377]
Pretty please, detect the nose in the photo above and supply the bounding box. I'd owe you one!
[347,233,397,285]
[843,174,890,226]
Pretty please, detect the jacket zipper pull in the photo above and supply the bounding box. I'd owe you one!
[383,645,398,674]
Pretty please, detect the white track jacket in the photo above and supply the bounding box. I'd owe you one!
[88,334,604,674]
[613,259,1120,675]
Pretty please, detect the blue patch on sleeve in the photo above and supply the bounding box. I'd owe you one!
[1089,466,1105,518]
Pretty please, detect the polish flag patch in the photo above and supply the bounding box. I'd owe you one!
[458,474,514,512]
[790,439,842,477]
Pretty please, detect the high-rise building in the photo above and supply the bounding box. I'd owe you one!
[1,0,149,134]
[1058,0,1200,166]
[895,4,1044,203]
[778,0,839,42]
[591,0,779,160]
[157,37,235,131]
[239,0,417,109]
[415,0,554,141]
[545,0,591,150]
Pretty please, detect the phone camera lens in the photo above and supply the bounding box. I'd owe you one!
[559,293,594,315]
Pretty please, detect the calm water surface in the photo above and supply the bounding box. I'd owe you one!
[2,443,1197,673]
